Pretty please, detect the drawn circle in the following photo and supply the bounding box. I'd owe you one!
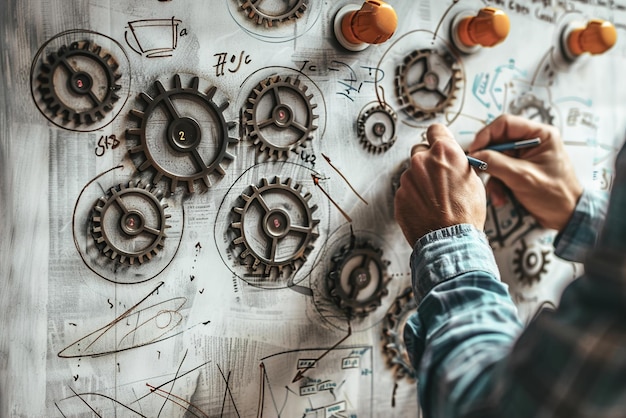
[214,161,330,289]
[30,29,131,132]
[226,0,323,43]
[375,30,465,128]
[155,310,173,329]
[72,166,185,284]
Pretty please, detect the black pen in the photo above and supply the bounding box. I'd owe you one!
[485,138,541,152]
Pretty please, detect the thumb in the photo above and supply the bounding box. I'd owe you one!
[471,150,530,187]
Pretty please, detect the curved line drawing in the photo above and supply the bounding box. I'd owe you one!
[58,282,188,358]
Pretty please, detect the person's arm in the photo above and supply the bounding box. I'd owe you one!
[395,123,521,417]
[404,224,522,418]
[395,116,595,417]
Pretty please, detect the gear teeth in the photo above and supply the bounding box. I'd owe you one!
[173,74,182,89]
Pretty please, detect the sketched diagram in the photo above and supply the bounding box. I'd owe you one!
[127,74,238,194]
[125,17,183,58]
[259,347,373,417]
[57,282,186,358]
[30,30,131,132]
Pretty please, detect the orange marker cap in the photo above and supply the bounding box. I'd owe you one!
[341,1,398,45]
[457,7,510,48]
[567,19,617,56]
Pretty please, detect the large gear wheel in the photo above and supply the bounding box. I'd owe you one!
[512,238,551,285]
[245,75,318,159]
[395,49,461,121]
[327,240,391,318]
[231,176,320,277]
[240,0,308,27]
[357,103,397,154]
[382,287,416,381]
[127,74,238,194]
[509,93,554,125]
[37,40,122,125]
[91,181,170,265]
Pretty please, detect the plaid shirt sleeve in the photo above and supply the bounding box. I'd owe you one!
[404,146,626,418]
[553,188,608,262]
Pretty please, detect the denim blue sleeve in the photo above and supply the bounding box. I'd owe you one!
[553,188,608,262]
[404,224,523,418]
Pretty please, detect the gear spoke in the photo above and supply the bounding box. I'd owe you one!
[289,224,312,234]
[271,86,282,106]
[257,117,275,129]
[112,190,130,214]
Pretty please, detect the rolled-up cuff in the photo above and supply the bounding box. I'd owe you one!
[410,224,500,303]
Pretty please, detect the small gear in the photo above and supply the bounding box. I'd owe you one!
[231,176,320,276]
[127,74,238,194]
[395,49,461,121]
[91,181,170,265]
[382,287,416,381]
[512,238,551,285]
[509,93,554,125]
[37,40,122,125]
[327,239,391,318]
[245,75,318,159]
[357,103,398,153]
[240,0,308,27]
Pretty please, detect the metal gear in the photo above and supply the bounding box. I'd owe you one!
[36,40,122,125]
[91,181,170,265]
[244,75,318,159]
[240,0,308,27]
[382,287,416,381]
[509,93,554,125]
[127,74,238,194]
[512,238,551,285]
[327,239,391,318]
[395,49,461,121]
[231,176,320,276]
[357,103,397,154]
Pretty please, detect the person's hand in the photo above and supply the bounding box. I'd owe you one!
[394,124,487,247]
[469,114,583,232]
